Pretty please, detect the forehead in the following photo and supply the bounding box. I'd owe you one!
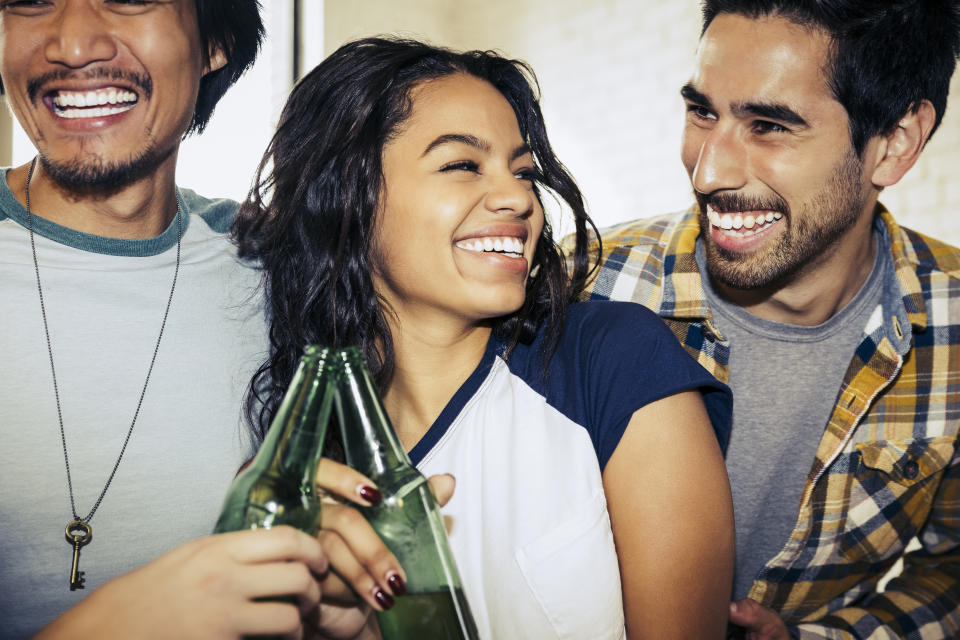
[398,73,524,145]
[693,13,838,112]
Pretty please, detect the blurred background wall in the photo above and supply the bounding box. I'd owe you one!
[4,0,960,243]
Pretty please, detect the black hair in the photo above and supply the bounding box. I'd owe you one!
[701,0,960,154]
[0,0,263,136]
[234,36,599,439]
[189,0,264,134]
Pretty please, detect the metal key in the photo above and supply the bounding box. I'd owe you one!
[65,520,92,591]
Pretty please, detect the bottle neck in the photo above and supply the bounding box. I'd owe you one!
[253,348,334,488]
[335,348,411,477]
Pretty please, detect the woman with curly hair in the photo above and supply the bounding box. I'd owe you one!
[235,37,734,639]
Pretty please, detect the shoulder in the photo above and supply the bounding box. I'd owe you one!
[561,300,674,347]
[591,210,691,252]
[178,187,240,235]
[896,224,960,280]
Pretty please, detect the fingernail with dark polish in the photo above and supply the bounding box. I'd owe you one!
[387,572,406,596]
[359,485,382,505]
[374,588,395,609]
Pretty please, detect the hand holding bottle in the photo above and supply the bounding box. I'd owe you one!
[311,461,457,640]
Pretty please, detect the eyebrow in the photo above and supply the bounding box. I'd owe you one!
[422,133,531,161]
[680,82,810,128]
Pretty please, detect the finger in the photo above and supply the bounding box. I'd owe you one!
[728,598,760,628]
[316,458,381,506]
[319,528,398,611]
[217,526,329,574]
[305,599,374,639]
[231,599,303,638]
[239,563,322,616]
[316,561,360,604]
[321,503,406,596]
[427,473,456,507]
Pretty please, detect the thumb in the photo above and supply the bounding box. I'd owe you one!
[427,473,456,507]
[728,598,758,626]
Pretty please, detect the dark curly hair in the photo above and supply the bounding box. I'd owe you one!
[234,37,599,439]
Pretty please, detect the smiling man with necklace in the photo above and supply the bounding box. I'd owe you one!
[0,2,334,638]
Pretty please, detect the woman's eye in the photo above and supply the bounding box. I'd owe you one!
[440,161,480,173]
[515,167,540,183]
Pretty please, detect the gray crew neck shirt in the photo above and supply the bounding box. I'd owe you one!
[695,237,885,600]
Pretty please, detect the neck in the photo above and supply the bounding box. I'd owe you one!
[9,154,180,240]
[381,315,492,452]
[713,208,878,326]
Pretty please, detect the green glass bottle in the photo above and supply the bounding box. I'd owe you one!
[214,345,334,535]
[333,347,480,640]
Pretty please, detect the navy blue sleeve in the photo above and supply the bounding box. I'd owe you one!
[538,301,732,470]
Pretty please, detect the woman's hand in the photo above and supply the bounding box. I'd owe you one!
[308,459,455,639]
[37,526,329,640]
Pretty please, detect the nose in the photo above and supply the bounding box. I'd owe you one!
[44,2,118,68]
[484,170,535,218]
[689,125,748,196]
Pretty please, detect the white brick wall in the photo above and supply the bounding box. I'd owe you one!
[325,0,960,245]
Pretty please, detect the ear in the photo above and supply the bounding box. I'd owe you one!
[203,46,228,76]
[870,99,936,188]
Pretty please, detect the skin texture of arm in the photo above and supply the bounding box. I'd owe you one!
[603,390,734,639]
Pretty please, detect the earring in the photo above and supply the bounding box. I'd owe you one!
[529,263,541,278]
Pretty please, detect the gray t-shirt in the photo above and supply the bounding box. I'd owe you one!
[0,173,268,637]
[696,238,885,600]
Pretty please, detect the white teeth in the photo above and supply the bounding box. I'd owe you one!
[55,105,136,119]
[706,204,783,236]
[456,236,525,257]
[52,88,138,116]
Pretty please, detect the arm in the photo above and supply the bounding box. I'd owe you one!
[791,453,960,639]
[36,526,329,640]
[35,460,422,640]
[603,390,734,639]
[728,450,960,640]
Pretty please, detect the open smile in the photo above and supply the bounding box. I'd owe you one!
[45,87,139,120]
[455,235,526,259]
[707,203,783,237]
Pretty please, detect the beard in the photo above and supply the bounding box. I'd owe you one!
[696,149,866,290]
[40,140,173,195]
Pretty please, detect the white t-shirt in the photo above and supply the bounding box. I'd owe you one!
[0,172,268,637]
[413,301,732,639]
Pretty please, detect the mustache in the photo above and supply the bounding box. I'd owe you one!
[696,191,789,216]
[27,68,153,104]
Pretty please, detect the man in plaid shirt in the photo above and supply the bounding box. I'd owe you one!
[582,1,960,638]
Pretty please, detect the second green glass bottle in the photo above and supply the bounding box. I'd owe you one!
[333,347,479,640]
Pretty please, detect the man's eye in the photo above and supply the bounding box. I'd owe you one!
[440,161,480,173]
[686,104,716,121]
[752,120,789,134]
[105,0,156,12]
[0,0,50,13]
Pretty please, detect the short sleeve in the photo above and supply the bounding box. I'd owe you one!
[537,301,732,470]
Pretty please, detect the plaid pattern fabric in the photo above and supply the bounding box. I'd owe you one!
[579,206,960,639]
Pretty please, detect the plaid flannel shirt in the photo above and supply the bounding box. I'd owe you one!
[579,206,960,639]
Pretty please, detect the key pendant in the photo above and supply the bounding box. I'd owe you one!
[65,520,92,591]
